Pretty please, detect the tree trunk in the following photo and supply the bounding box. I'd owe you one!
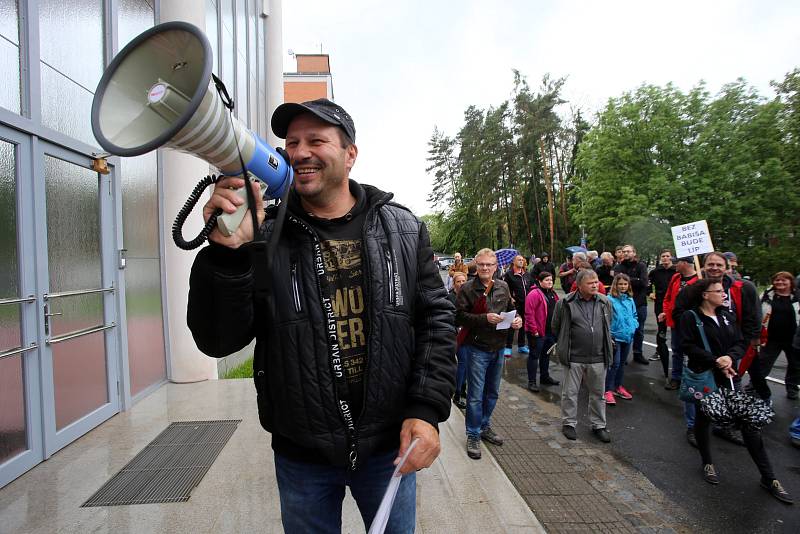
[500,168,513,247]
[554,142,569,230]
[529,171,545,253]
[539,138,556,260]
[519,181,534,254]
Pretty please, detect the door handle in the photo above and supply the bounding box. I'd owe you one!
[43,304,62,336]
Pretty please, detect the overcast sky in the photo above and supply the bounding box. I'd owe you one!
[283,0,800,216]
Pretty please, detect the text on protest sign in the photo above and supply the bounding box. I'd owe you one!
[671,220,714,258]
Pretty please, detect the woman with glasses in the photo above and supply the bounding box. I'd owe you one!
[679,278,792,503]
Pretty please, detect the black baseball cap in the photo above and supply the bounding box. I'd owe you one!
[271,98,356,143]
[676,256,694,263]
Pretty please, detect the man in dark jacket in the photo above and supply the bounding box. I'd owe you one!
[187,99,455,532]
[456,248,522,460]
[615,244,650,363]
[531,252,555,280]
[648,250,676,375]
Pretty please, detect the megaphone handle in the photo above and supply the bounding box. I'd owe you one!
[217,182,268,237]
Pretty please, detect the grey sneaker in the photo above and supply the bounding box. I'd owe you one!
[480,427,504,445]
[703,464,719,485]
[761,478,793,504]
[466,436,482,459]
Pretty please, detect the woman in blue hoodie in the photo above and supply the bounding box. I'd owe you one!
[605,274,640,405]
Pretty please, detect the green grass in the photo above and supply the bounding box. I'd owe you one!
[222,356,254,379]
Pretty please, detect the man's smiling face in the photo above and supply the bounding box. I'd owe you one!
[284,113,357,201]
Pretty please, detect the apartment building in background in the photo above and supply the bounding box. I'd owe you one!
[284,53,334,102]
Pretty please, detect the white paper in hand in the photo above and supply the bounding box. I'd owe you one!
[496,309,517,330]
[367,438,419,534]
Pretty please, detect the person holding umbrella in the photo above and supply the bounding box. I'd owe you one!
[679,278,793,503]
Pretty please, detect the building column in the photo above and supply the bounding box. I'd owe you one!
[158,0,218,382]
[265,0,285,146]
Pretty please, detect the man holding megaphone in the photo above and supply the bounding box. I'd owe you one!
[187,98,456,533]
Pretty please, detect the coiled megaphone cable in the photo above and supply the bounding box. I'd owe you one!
[171,174,224,250]
[171,75,257,251]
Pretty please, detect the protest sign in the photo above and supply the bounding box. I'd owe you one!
[671,220,714,258]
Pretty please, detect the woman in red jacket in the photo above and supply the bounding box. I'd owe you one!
[524,272,561,391]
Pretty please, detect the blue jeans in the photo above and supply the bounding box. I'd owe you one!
[605,340,630,391]
[685,401,696,430]
[274,450,416,533]
[526,333,555,383]
[465,345,504,438]
[455,345,469,395]
[670,327,684,380]
[790,416,800,440]
[632,304,648,355]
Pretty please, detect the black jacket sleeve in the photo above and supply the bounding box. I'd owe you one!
[630,262,649,292]
[403,222,457,426]
[738,280,762,341]
[187,243,259,358]
[679,311,716,372]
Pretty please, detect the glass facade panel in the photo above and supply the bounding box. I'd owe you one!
[0,140,18,301]
[205,0,220,76]
[235,0,248,123]
[44,156,102,294]
[120,151,165,394]
[0,0,20,113]
[221,0,235,87]
[0,0,20,45]
[118,0,155,51]
[236,51,248,124]
[44,155,108,431]
[120,152,158,257]
[52,332,108,430]
[257,14,266,138]
[248,0,258,129]
[126,258,166,396]
[39,0,104,90]
[0,355,27,463]
[40,64,97,146]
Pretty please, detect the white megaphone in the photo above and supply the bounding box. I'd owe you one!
[91,21,292,244]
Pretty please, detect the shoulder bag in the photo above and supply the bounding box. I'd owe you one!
[678,310,719,402]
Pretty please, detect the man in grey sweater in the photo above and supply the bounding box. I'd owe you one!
[552,269,614,442]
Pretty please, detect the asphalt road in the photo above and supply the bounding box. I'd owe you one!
[442,271,798,531]
[501,298,800,533]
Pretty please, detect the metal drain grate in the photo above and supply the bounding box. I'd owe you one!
[82,419,241,506]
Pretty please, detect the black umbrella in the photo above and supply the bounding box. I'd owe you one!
[700,378,774,430]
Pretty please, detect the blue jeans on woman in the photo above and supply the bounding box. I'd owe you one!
[605,340,631,392]
[274,449,416,533]
[526,332,555,383]
[465,345,504,438]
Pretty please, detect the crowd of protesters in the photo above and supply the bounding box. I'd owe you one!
[446,245,798,505]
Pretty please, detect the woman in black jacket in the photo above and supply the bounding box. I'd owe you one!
[679,278,792,504]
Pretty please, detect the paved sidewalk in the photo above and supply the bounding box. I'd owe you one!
[481,380,695,533]
[0,379,542,534]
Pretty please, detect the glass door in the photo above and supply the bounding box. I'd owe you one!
[37,142,121,457]
[0,126,43,489]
